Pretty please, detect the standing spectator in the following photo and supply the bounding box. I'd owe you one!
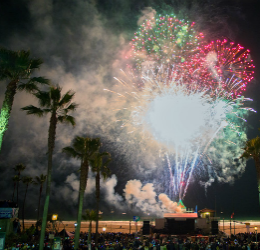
[13,218,18,233]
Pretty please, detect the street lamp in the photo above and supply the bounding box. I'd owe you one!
[52,214,58,221]
[255,227,257,243]
[102,227,106,232]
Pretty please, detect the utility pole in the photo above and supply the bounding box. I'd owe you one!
[230,220,232,236]
[215,195,217,218]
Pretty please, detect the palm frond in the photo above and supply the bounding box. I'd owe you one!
[12,175,20,182]
[88,138,101,156]
[62,146,80,158]
[35,90,51,107]
[63,103,78,114]
[22,176,35,185]
[0,48,25,79]
[59,90,75,107]
[43,108,52,113]
[35,174,47,184]
[17,82,39,92]
[21,105,45,117]
[29,58,43,70]
[103,158,112,167]
[240,136,260,159]
[50,85,62,104]
[72,137,87,154]
[26,76,50,85]
[57,115,76,126]
[14,163,26,173]
[82,209,100,221]
[90,152,111,173]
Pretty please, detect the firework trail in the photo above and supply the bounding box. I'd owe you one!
[109,14,256,202]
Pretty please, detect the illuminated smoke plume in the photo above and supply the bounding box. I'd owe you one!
[124,180,182,215]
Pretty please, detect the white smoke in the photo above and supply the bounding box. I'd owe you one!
[158,194,182,213]
[124,180,182,215]
[103,174,126,211]
[205,51,220,81]
[137,7,156,25]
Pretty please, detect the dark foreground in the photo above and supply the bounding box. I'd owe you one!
[4,230,260,250]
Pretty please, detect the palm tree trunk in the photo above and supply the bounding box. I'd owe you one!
[0,80,18,151]
[95,171,100,243]
[37,185,42,221]
[22,185,28,231]
[88,221,92,246]
[17,173,20,217]
[12,182,16,201]
[39,112,57,250]
[74,161,89,250]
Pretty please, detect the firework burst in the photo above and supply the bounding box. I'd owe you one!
[108,14,256,202]
[198,39,255,98]
[107,69,255,200]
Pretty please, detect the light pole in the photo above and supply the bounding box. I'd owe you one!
[255,227,257,244]
[220,211,224,233]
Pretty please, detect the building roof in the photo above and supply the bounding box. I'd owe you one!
[198,208,215,213]
[164,213,198,218]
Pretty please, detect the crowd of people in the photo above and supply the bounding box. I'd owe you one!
[5,230,260,250]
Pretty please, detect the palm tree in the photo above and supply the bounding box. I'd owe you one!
[22,85,77,250]
[240,135,260,205]
[35,174,47,221]
[12,175,20,202]
[62,136,101,249]
[82,209,99,246]
[0,48,49,151]
[13,163,26,206]
[22,176,35,231]
[90,151,111,242]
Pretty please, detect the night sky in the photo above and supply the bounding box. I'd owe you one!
[0,0,260,221]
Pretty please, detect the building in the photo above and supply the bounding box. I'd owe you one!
[197,208,219,235]
[0,200,19,235]
[198,208,215,219]
[153,203,219,235]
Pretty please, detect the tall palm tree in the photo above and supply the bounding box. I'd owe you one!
[35,174,47,221]
[12,175,20,202]
[13,163,26,206]
[22,176,35,231]
[62,136,101,249]
[82,209,99,246]
[22,85,77,250]
[240,135,260,205]
[0,48,49,151]
[90,151,111,242]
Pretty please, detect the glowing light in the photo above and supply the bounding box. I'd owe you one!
[112,73,255,200]
[144,90,212,147]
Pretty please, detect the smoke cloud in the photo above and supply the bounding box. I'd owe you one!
[124,180,182,215]
[158,194,182,213]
